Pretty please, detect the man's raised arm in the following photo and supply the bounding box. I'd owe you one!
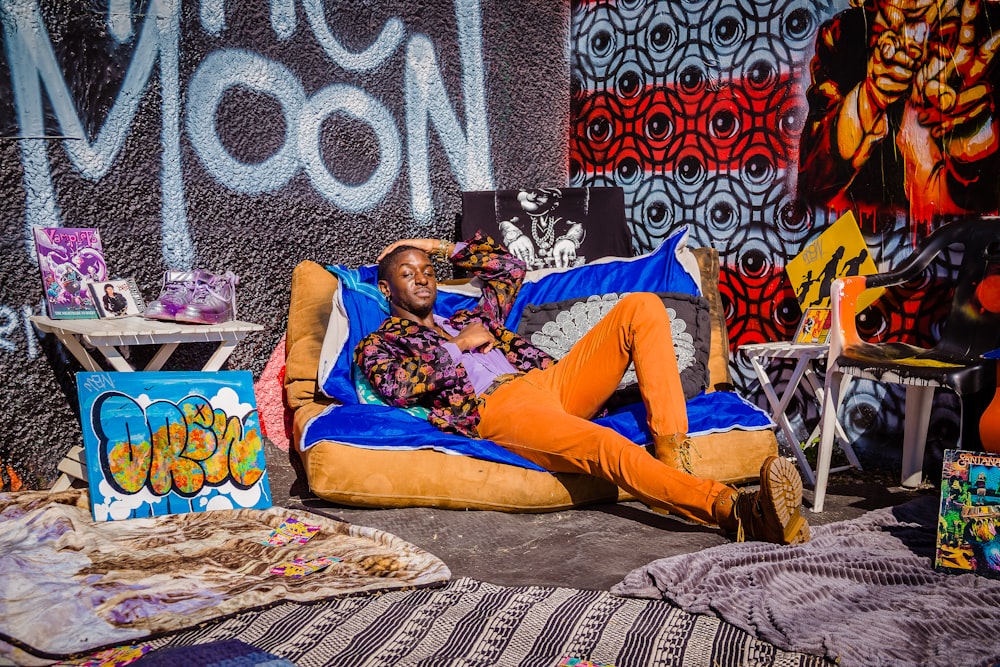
[450,231,525,325]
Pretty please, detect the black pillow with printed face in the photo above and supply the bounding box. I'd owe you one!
[516,292,711,401]
[461,187,633,270]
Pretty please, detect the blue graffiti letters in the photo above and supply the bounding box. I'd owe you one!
[91,390,264,497]
[3,0,494,269]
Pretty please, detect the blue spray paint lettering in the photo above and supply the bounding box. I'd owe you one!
[2,0,494,272]
[91,390,264,496]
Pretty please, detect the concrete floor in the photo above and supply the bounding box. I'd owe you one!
[265,440,937,591]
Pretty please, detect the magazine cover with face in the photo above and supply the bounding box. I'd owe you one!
[33,227,107,319]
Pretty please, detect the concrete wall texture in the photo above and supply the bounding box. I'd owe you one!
[0,0,570,489]
[3,0,999,490]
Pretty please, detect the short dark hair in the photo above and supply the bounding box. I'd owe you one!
[104,283,115,291]
[377,244,424,282]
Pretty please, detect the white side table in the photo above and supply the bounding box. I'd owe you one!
[31,314,264,490]
[30,315,264,373]
[739,341,860,487]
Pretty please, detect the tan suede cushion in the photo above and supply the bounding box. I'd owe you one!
[673,429,777,486]
[285,260,337,412]
[285,255,772,511]
[284,260,631,510]
[300,438,627,512]
[691,247,734,390]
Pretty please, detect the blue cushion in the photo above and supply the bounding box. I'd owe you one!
[320,264,387,405]
[503,229,699,331]
[301,391,774,471]
[318,227,699,403]
[302,404,549,470]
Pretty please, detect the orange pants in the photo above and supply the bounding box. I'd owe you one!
[478,293,729,524]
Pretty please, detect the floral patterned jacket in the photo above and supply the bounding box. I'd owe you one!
[354,232,554,437]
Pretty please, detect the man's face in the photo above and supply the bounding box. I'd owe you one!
[517,189,557,215]
[379,249,437,318]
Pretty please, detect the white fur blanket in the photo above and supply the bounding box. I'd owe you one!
[0,490,450,665]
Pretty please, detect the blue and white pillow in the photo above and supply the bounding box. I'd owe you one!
[300,390,774,469]
[503,230,699,332]
[317,226,701,404]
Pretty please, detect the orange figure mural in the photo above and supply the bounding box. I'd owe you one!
[799,0,1000,225]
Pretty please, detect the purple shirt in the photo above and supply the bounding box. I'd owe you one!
[435,315,520,395]
[354,231,554,438]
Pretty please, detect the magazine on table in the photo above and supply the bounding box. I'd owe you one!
[793,306,832,345]
[85,278,146,318]
[33,227,107,319]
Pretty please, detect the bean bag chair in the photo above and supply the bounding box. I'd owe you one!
[285,231,778,511]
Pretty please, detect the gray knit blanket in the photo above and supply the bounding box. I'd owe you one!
[612,496,1000,667]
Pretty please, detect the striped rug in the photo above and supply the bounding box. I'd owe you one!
[144,577,828,666]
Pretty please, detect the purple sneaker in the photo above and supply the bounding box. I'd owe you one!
[174,271,239,325]
[143,270,205,321]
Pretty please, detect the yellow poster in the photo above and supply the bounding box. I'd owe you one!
[785,211,882,312]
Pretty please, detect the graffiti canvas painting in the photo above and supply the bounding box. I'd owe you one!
[77,370,271,521]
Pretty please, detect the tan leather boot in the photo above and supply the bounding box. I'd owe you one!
[652,432,694,471]
[713,456,810,544]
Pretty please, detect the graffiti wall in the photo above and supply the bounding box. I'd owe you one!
[5,0,1000,492]
[570,0,1000,472]
[0,0,571,490]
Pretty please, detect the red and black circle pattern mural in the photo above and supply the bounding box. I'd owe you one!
[570,0,994,468]
[570,0,834,346]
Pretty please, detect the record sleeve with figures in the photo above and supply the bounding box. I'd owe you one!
[935,449,1000,579]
